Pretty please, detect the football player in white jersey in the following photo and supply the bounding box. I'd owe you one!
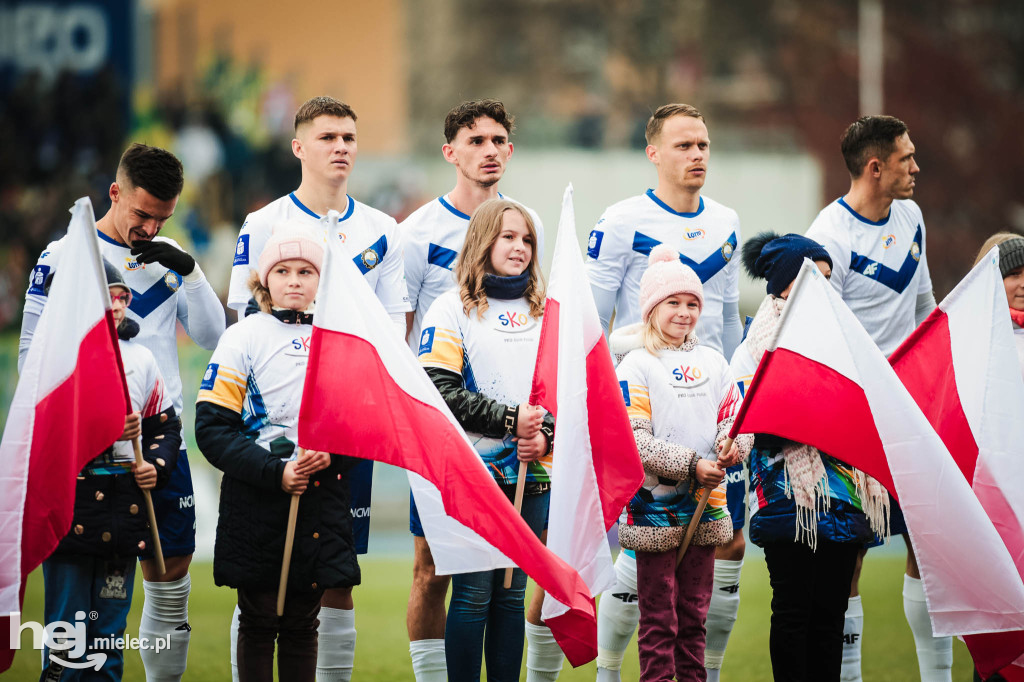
[225,95,408,682]
[20,144,226,682]
[805,115,942,682]
[400,99,549,682]
[587,104,745,682]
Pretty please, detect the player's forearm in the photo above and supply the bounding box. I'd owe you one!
[17,295,44,374]
[722,300,743,360]
[182,264,226,349]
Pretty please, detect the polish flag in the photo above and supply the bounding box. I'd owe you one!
[529,185,644,623]
[298,243,599,665]
[889,246,1024,677]
[1,198,128,671]
[729,260,1024,639]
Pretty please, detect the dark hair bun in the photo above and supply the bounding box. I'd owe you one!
[741,231,782,280]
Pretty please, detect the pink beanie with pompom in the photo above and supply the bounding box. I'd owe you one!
[639,244,704,323]
[257,221,325,286]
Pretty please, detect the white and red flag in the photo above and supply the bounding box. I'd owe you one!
[298,242,599,665]
[729,260,1024,640]
[1,198,128,670]
[529,185,644,623]
[889,246,1024,677]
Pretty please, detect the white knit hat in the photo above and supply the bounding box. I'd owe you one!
[639,244,704,323]
[258,221,325,286]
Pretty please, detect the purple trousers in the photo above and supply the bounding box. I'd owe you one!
[636,544,715,682]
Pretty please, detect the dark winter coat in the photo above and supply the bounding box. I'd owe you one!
[195,402,361,593]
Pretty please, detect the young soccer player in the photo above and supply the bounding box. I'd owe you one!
[417,199,552,681]
[196,225,361,682]
[612,245,751,682]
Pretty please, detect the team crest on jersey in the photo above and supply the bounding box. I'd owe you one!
[360,247,380,270]
[910,241,921,262]
[588,230,604,259]
[683,228,706,241]
[28,264,50,295]
[721,241,734,262]
[495,310,537,333]
[670,364,709,389]
[882,234,896,249]
[164,271,181,292]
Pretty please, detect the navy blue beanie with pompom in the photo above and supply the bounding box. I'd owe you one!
[741,232,833,297]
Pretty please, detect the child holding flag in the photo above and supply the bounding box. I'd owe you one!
[41,260,181,681]
[416,198,552,682]
[195,224,360,682]
[611,245,750,682]
[732,232,889,681]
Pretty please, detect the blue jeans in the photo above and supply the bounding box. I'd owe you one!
[41,554,137,681]
[445,490,549,682]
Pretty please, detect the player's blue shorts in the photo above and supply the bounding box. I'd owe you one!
[725,462,747,531]
[348,459,373,554]
[142,448,195,559]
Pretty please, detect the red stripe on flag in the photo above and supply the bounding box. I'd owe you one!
[529,299,559,414]
[584,334,644,530]
[299,326,597,665]
[889,310,979,482]
[21,319,127,576]
[730,347,894,496]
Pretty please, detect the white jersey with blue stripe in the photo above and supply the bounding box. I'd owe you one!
[585,190,741,354]
[228,192,411,315]
[20,232,225,421]
[805,197,932,356]
[400,194,543,351]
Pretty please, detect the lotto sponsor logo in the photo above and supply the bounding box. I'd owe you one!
[683,228,706,241]
[200,364,218,391]
[882,234,896,249]
[125,258,144,271]
[233,235,250,266]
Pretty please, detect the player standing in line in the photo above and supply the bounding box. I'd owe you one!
[226,95,410,682]
[20,144,226,682]
[400,99,547,682]
[805,115,940,682]
[585,103,744,682]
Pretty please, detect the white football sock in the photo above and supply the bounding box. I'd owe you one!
[903,575,952,682]
[705,558,742,672]
[316,607,356,681]
[525,621,563,681]
[229,604,240,682]
[706,668,721,682]
[409,638,447,682]
[139,574,191,682]
[596,552,639,681]
[840,595,863,682]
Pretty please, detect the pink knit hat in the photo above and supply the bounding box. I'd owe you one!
[258,222,325,286]
[639,244,704,323]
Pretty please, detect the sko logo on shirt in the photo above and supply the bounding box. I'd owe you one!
[496,311,536,333]
[670,364,708,388]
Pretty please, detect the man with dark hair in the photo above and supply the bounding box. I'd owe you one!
[21,142,225,682]
[586,103,745,682]
[226,94,409,682]
[400,98,547,682]
[806,115,942,682]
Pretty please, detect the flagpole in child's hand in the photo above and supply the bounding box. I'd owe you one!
[132,433,166,576]
[677,437,734,566]
[278,447,306,616]
[504,403,546,588]
[504,460,530,589]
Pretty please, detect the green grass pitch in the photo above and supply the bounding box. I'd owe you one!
[7,551,974,680]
